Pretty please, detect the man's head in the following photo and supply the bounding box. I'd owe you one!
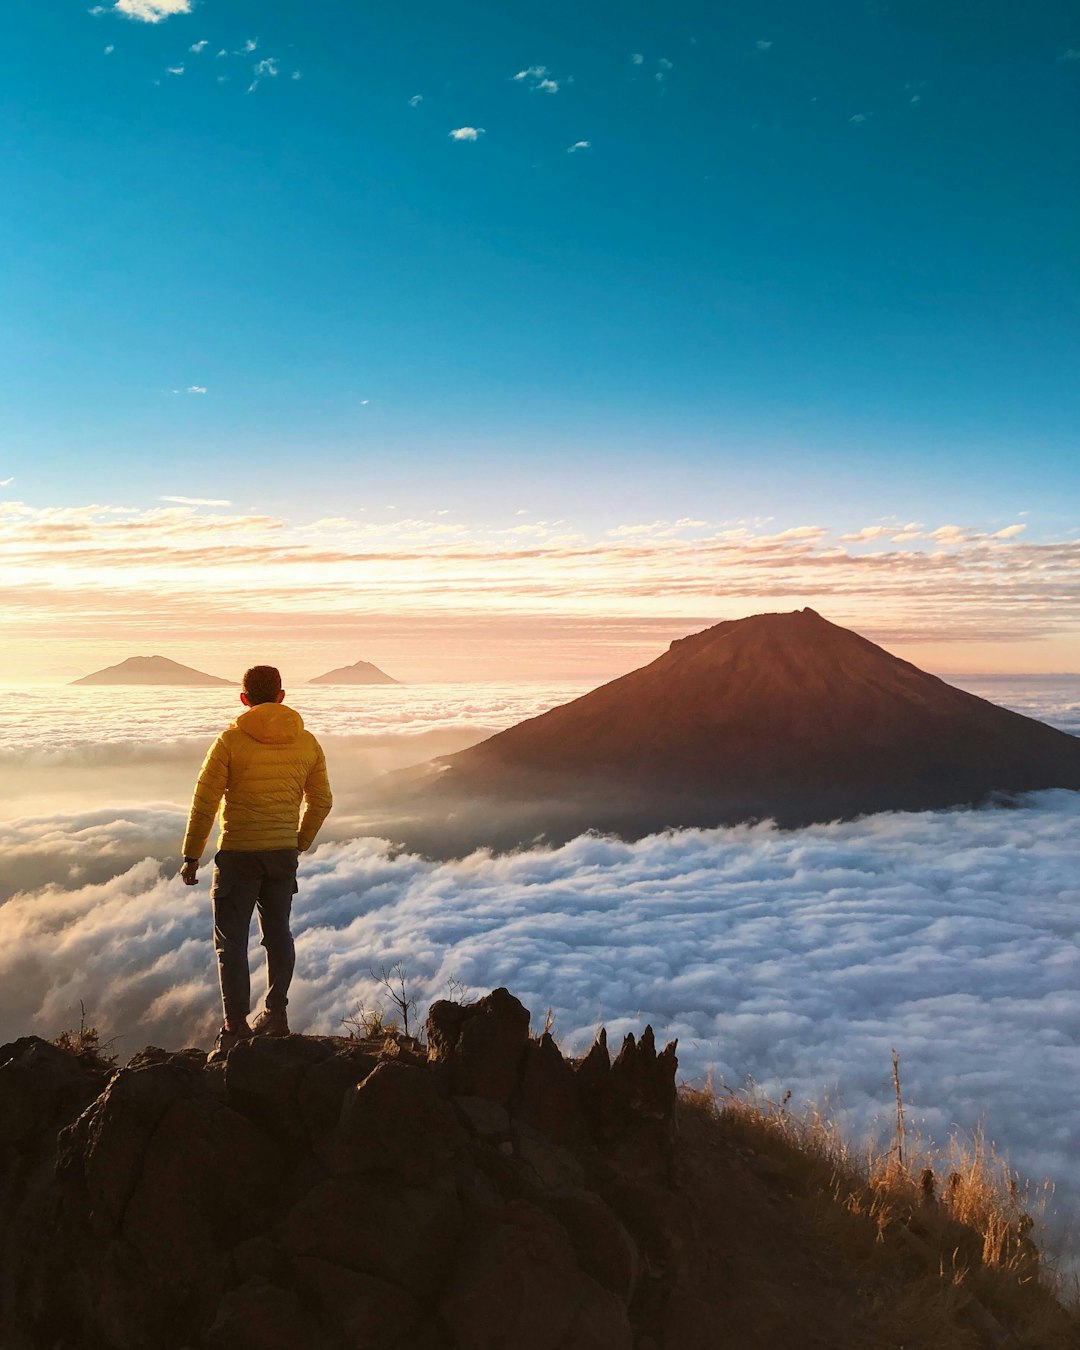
[241,665,285,707]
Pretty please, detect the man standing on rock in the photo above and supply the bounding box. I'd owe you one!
[180,665,333,1061]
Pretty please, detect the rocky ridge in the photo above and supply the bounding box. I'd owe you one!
[0,990,685,1350]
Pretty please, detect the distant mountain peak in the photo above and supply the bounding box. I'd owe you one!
[308,659,399,686]
[72,656,235,687]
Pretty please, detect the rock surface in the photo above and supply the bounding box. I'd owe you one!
[0,991,681,1350]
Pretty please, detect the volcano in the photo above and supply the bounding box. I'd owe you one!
[72,656,234,686]
[308,659,399,685]
[381,610,1080,845]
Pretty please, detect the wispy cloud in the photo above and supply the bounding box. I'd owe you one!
[237,38,257,54]
[158,496,232,506]
[567,140,591,153]
[449,126,484,141]
[513,64,560,93]
[106,0,191,21]
[630,53,644,65]
[849,112,868,123]
[189,39,207,53]
[2,504,1075,660]
[1057,49,1080,62]
[0,478,13,488]
[104,44,115,54]
[408,94,423,107]
[755,39,773,51]
[186,385,207,394]
[254,56,278,78]
[165,64,184,75]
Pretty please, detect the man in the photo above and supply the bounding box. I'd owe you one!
[180,664,332,1061]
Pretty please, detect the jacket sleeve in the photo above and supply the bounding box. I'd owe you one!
[297,743,333,852]
[182,735,230,860]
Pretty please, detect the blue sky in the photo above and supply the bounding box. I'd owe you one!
[2,1,1080,680]
[3,0,1079,528]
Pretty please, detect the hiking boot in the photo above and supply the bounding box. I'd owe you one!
[251,1008,290,1038]
[206,1023,252,1064]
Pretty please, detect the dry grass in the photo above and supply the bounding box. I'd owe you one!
[684,1081,1080,1348]
[52,1002,118,1071]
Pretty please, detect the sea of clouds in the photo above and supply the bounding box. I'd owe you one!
[2,677,1080,1253]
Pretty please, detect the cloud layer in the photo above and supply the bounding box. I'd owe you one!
[4,792,1080,1255]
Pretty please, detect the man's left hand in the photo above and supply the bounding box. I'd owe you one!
[180,858,199,886]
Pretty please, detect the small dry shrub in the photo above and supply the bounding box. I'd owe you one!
[52,1002,118,1071]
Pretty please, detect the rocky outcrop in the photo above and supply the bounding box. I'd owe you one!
[0,991,681,1350]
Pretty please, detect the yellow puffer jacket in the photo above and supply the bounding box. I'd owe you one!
[182,703,333,859]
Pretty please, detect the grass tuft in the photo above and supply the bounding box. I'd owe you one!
[685,1079,1078,1347]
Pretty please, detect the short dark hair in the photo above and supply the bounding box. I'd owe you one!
[242,665,282,705]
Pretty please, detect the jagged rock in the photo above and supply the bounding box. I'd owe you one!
[426,987,530,1104]
[440,1200,633,1350]
[0,994,681,1350]
[513,1032,581,1145]
[334,1060,465,1184]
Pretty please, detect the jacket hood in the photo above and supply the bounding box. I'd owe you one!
[234,702,304,745]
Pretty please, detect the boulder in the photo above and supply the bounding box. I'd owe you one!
[225,1035,338,1139]
[334,1060,465,1185]
[426,988,530,1104]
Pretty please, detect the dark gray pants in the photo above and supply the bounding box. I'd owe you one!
[211,848,299,1027]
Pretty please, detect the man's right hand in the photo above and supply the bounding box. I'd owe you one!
[180,858,199,886]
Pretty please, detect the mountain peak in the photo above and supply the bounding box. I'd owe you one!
[308,659,399,686]
[382,610,1080,846]
[72,656,235,686]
